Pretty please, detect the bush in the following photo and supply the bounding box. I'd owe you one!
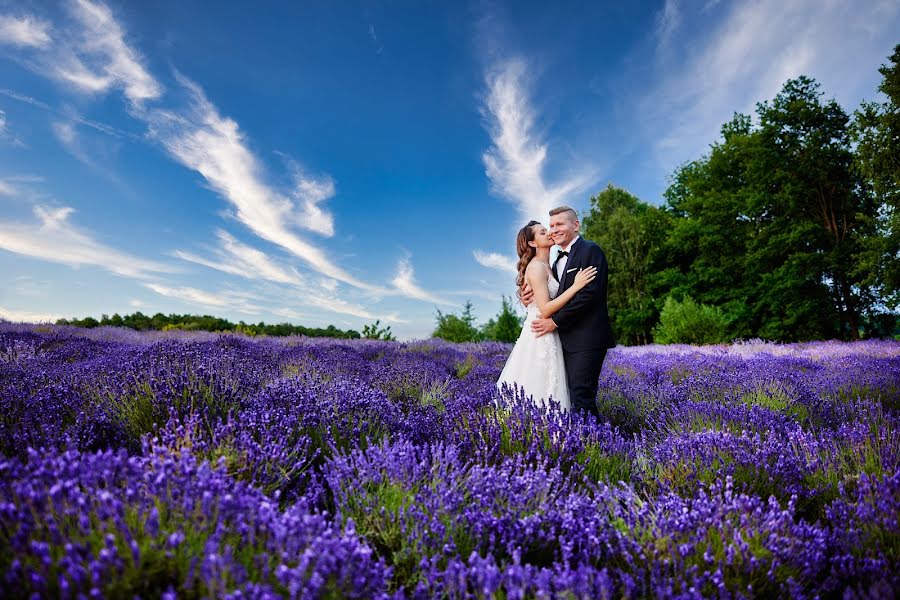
[652,295,729,345]
[481,296,523,343]
[432,301,482,343]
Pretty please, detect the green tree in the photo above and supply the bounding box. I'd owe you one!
[663,77,879,341]
[581,184,673,344]
[362,319,396,341]
[480,296,523,342]
[432,301,482,343]
[852,44,900,309]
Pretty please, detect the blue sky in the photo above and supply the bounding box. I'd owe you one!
[0,0,898,339]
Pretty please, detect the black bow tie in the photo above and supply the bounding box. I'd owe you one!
[552,251,568,275]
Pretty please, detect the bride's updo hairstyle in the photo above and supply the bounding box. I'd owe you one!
[515,220,541,290]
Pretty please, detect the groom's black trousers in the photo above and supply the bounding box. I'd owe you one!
[564,348,607,418]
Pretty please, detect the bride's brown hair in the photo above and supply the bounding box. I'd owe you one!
[515,220,541,291]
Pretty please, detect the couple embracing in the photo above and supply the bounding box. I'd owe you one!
[497,206,615,418]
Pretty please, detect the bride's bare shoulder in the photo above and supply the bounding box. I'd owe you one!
[525,259,549,279]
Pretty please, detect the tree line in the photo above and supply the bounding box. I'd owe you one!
[436,46,900,345]
[56,312,363,339]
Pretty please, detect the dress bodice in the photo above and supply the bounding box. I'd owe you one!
[526,268,558,318]
[548,272,560,300]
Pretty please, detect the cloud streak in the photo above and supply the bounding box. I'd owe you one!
[175,230,409,322]
[144,283,262,314]
[174,229,304,286]
[0,204,173,278]
[392,256,454,306]
[640,0,900,177]
[482,58,596,222]
[59,0,162,105]
[145,74,379,292]
[0,14,51,48]
[473,249,517,274]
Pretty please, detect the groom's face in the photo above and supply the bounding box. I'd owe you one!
[549,212,579,247]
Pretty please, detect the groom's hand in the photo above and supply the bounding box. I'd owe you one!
[531,317,557,337]
[519,282,534,307]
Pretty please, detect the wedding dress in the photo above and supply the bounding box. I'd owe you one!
[496,268,571,411]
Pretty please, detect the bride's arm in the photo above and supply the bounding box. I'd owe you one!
[525,263,596,319]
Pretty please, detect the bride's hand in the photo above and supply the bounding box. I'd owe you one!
[573,266,597,290]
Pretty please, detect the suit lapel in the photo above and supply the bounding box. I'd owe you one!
[551,250,561,282]
[558,237,583,294]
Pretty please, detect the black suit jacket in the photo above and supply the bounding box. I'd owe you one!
[551,237,616,352]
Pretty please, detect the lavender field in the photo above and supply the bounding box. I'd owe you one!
[1,323,898,598]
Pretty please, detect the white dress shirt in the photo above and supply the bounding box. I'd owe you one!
[554,235,580,281]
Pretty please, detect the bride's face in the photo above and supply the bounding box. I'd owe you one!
[529,224,554,249]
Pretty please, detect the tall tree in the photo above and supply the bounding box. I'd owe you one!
[582,184,672,344]
[663,78,879,341]
[852,44,900,309]
[663,113,759,340]
[751,77,875,339]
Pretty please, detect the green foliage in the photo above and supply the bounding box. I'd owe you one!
[577,442,633,484]
[582,184,673,345]
[661,76,886,341]
[56,311,361,339]
[362,319,396,341]
[480,295,523,342]
[652,295,729,345]
[852,44,900,309]
[432,301,482,343]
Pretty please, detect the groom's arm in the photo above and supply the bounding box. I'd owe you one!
[550,244,607,332]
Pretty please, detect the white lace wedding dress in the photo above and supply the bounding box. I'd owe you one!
[496,269,571,411]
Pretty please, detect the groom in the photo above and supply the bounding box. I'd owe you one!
[525,206,615,418]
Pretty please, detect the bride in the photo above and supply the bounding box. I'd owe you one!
[496,220,596,411]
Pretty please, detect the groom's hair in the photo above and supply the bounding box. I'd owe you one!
[549,205,578,221]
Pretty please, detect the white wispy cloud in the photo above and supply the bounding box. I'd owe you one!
[175,232,412,322]
[146,74,378,291]
[0,179,14,196]
[0,14,51,48]
[144,283,263,314]
[392,256,454,306]
[51,120,95,167]
[641,0,900,176]
[174,229,304,285]
[60,0,162,105]
[51,120,76,146]
[50,118,126,186]
[304,295,408,324]
[655,0,681,53]
[0,204,173,278]
[0,306,62,323]
[12,276,51,297]
[482,58,596,222]
[291,172,336,237]
[473,249,517,274]
[0,88,135,139]
[270,307,310,321]
[0,108,24,147]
